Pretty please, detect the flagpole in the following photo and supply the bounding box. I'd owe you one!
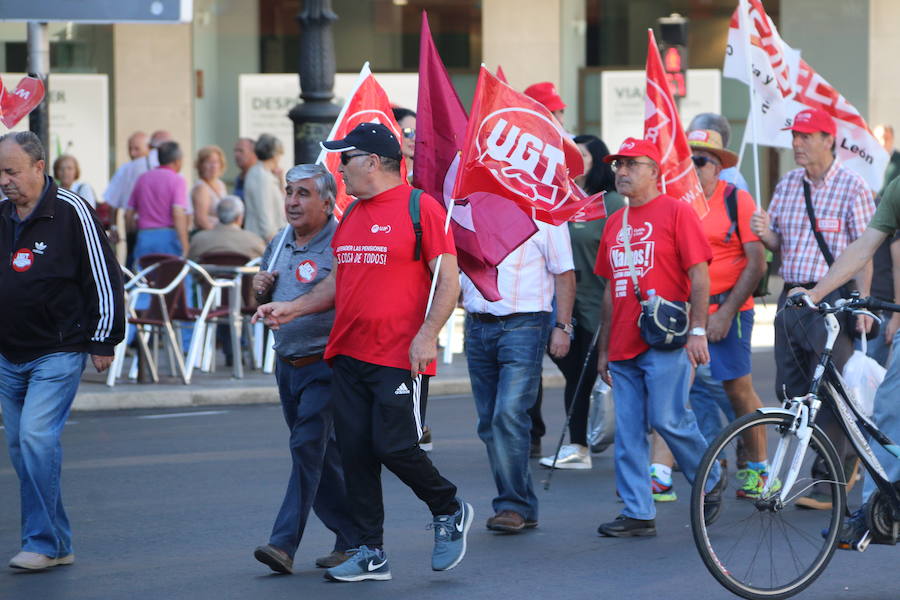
[314,61,372,165]
[738,0,762,208]
[423,167,459,317]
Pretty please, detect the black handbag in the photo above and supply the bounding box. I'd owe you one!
[622,205,689,350]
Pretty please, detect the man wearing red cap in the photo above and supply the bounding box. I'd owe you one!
[524,82,566,128]
[750,108,876,510]
[594,137,722,537]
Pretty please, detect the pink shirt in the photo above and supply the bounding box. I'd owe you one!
[128,167,188,229]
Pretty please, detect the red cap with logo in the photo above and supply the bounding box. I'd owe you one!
[524,82,566,113]
[782,108,836,136]
[603,137,661,165]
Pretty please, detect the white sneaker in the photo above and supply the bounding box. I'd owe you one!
[539,444,592,470]
[9,551,75,571]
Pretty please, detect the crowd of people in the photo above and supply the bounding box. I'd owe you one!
[1,76,899,582]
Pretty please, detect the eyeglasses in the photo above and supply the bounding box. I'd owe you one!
[401,127,415,139]
[611,158,654,171]
[691,155,720,168]
[340,152,371,165]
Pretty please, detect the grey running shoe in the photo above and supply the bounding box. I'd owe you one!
[324,546,391,582]
[431,499,474,571]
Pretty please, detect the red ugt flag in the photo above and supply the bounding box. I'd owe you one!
[644,29,707,217]
[413,12,536,301]
[453,67,605,226]
[317,64,407,219]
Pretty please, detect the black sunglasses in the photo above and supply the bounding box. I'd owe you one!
[691,155,719,168]
[340,152,371,165]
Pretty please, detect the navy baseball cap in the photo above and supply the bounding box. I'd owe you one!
[320,122,402,161]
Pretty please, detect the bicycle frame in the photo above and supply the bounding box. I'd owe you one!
[770,308,900,519]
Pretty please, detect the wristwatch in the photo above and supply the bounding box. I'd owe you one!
[689,327,707,336]
[555,322,575,335]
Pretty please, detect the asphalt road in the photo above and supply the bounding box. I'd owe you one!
[0,351,897,600]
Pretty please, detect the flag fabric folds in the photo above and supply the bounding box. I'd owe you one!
[644,29,708,217]
[452,66,605,226]
[724,0,887,190]
[316,63,407,219]
[414,12,537,301]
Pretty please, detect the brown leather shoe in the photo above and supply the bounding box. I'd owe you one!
[486,510,526,532]
[254,544,293,574]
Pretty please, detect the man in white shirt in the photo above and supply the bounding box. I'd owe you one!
[461,221,575,533]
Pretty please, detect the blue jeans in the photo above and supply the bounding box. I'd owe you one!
[609,348,720,520]
[270,359,355,555]
[132,228,182,271]
[863,328,900,502]
[0,351,87,557]
[465,312,550,521]
[689,363,735,445]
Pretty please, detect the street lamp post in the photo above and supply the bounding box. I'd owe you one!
[289,0,341,165]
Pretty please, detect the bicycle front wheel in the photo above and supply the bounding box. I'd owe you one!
[690,411,845,600]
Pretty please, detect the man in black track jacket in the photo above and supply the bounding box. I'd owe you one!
[0,131,125,572]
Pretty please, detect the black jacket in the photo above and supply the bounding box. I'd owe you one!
[0,178,125,362]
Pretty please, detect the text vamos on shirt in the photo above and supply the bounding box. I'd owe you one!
[325,184,455,375]
[595,194,711,361]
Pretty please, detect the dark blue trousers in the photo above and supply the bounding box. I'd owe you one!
[269,358,355,556]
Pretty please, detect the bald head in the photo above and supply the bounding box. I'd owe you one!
[128,131,150,159]
[149,130,173,149]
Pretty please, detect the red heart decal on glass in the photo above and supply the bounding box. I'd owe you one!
[0,74,46,129]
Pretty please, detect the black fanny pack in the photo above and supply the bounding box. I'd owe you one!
[638,294,689,350]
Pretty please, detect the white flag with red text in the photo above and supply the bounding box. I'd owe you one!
[725,0,887,190]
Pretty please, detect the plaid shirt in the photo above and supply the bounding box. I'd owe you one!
[769,159,874,284]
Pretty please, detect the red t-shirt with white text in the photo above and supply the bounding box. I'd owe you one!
[325,184,455,375]
[595,194,712,361]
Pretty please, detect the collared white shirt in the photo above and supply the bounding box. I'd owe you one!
[103,149,159,209]
[460,220,574,315]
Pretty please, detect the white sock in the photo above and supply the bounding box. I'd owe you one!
[651,463,672,484]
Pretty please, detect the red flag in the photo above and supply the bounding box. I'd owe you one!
[644,29,707,217]
[318,65,407,219]
[453,67,605,226]
[414,12,537,301]
[0,74,45,129]
[495,65,508,84]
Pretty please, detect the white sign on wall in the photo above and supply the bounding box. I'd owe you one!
[3,73,110,201]
[600,69,722,152]
[238,72,418,172]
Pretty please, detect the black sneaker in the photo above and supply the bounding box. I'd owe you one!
[822,509,871,552]
[597,515,657,537]
[703,469,726,526]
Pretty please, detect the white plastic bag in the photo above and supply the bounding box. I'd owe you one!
[588,378,615,453]
[842,349,885,417]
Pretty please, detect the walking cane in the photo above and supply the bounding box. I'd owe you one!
[543,319,604,491]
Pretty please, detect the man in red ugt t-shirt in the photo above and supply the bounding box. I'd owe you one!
[593,138,721,538]
[254,123,473,581]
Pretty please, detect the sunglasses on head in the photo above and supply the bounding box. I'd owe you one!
[691,155,719,168]
[340,152,371,165]
[401,127,415,139]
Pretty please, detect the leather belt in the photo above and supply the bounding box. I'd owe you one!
[469,312,537,323]
[783,282,817,292]
[279,353,324,368]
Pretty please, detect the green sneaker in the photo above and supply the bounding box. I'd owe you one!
[735,468,781,500]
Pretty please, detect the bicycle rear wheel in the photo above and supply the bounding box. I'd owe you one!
[690,411,846,600]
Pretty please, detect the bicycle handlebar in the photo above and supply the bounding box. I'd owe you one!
[786,292,900,315]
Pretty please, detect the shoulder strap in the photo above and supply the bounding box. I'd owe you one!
[802,179,836,266]
[340,199,361,225]
[723,183,739,243]
[621,205,642,302]
[409,188,423,261]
